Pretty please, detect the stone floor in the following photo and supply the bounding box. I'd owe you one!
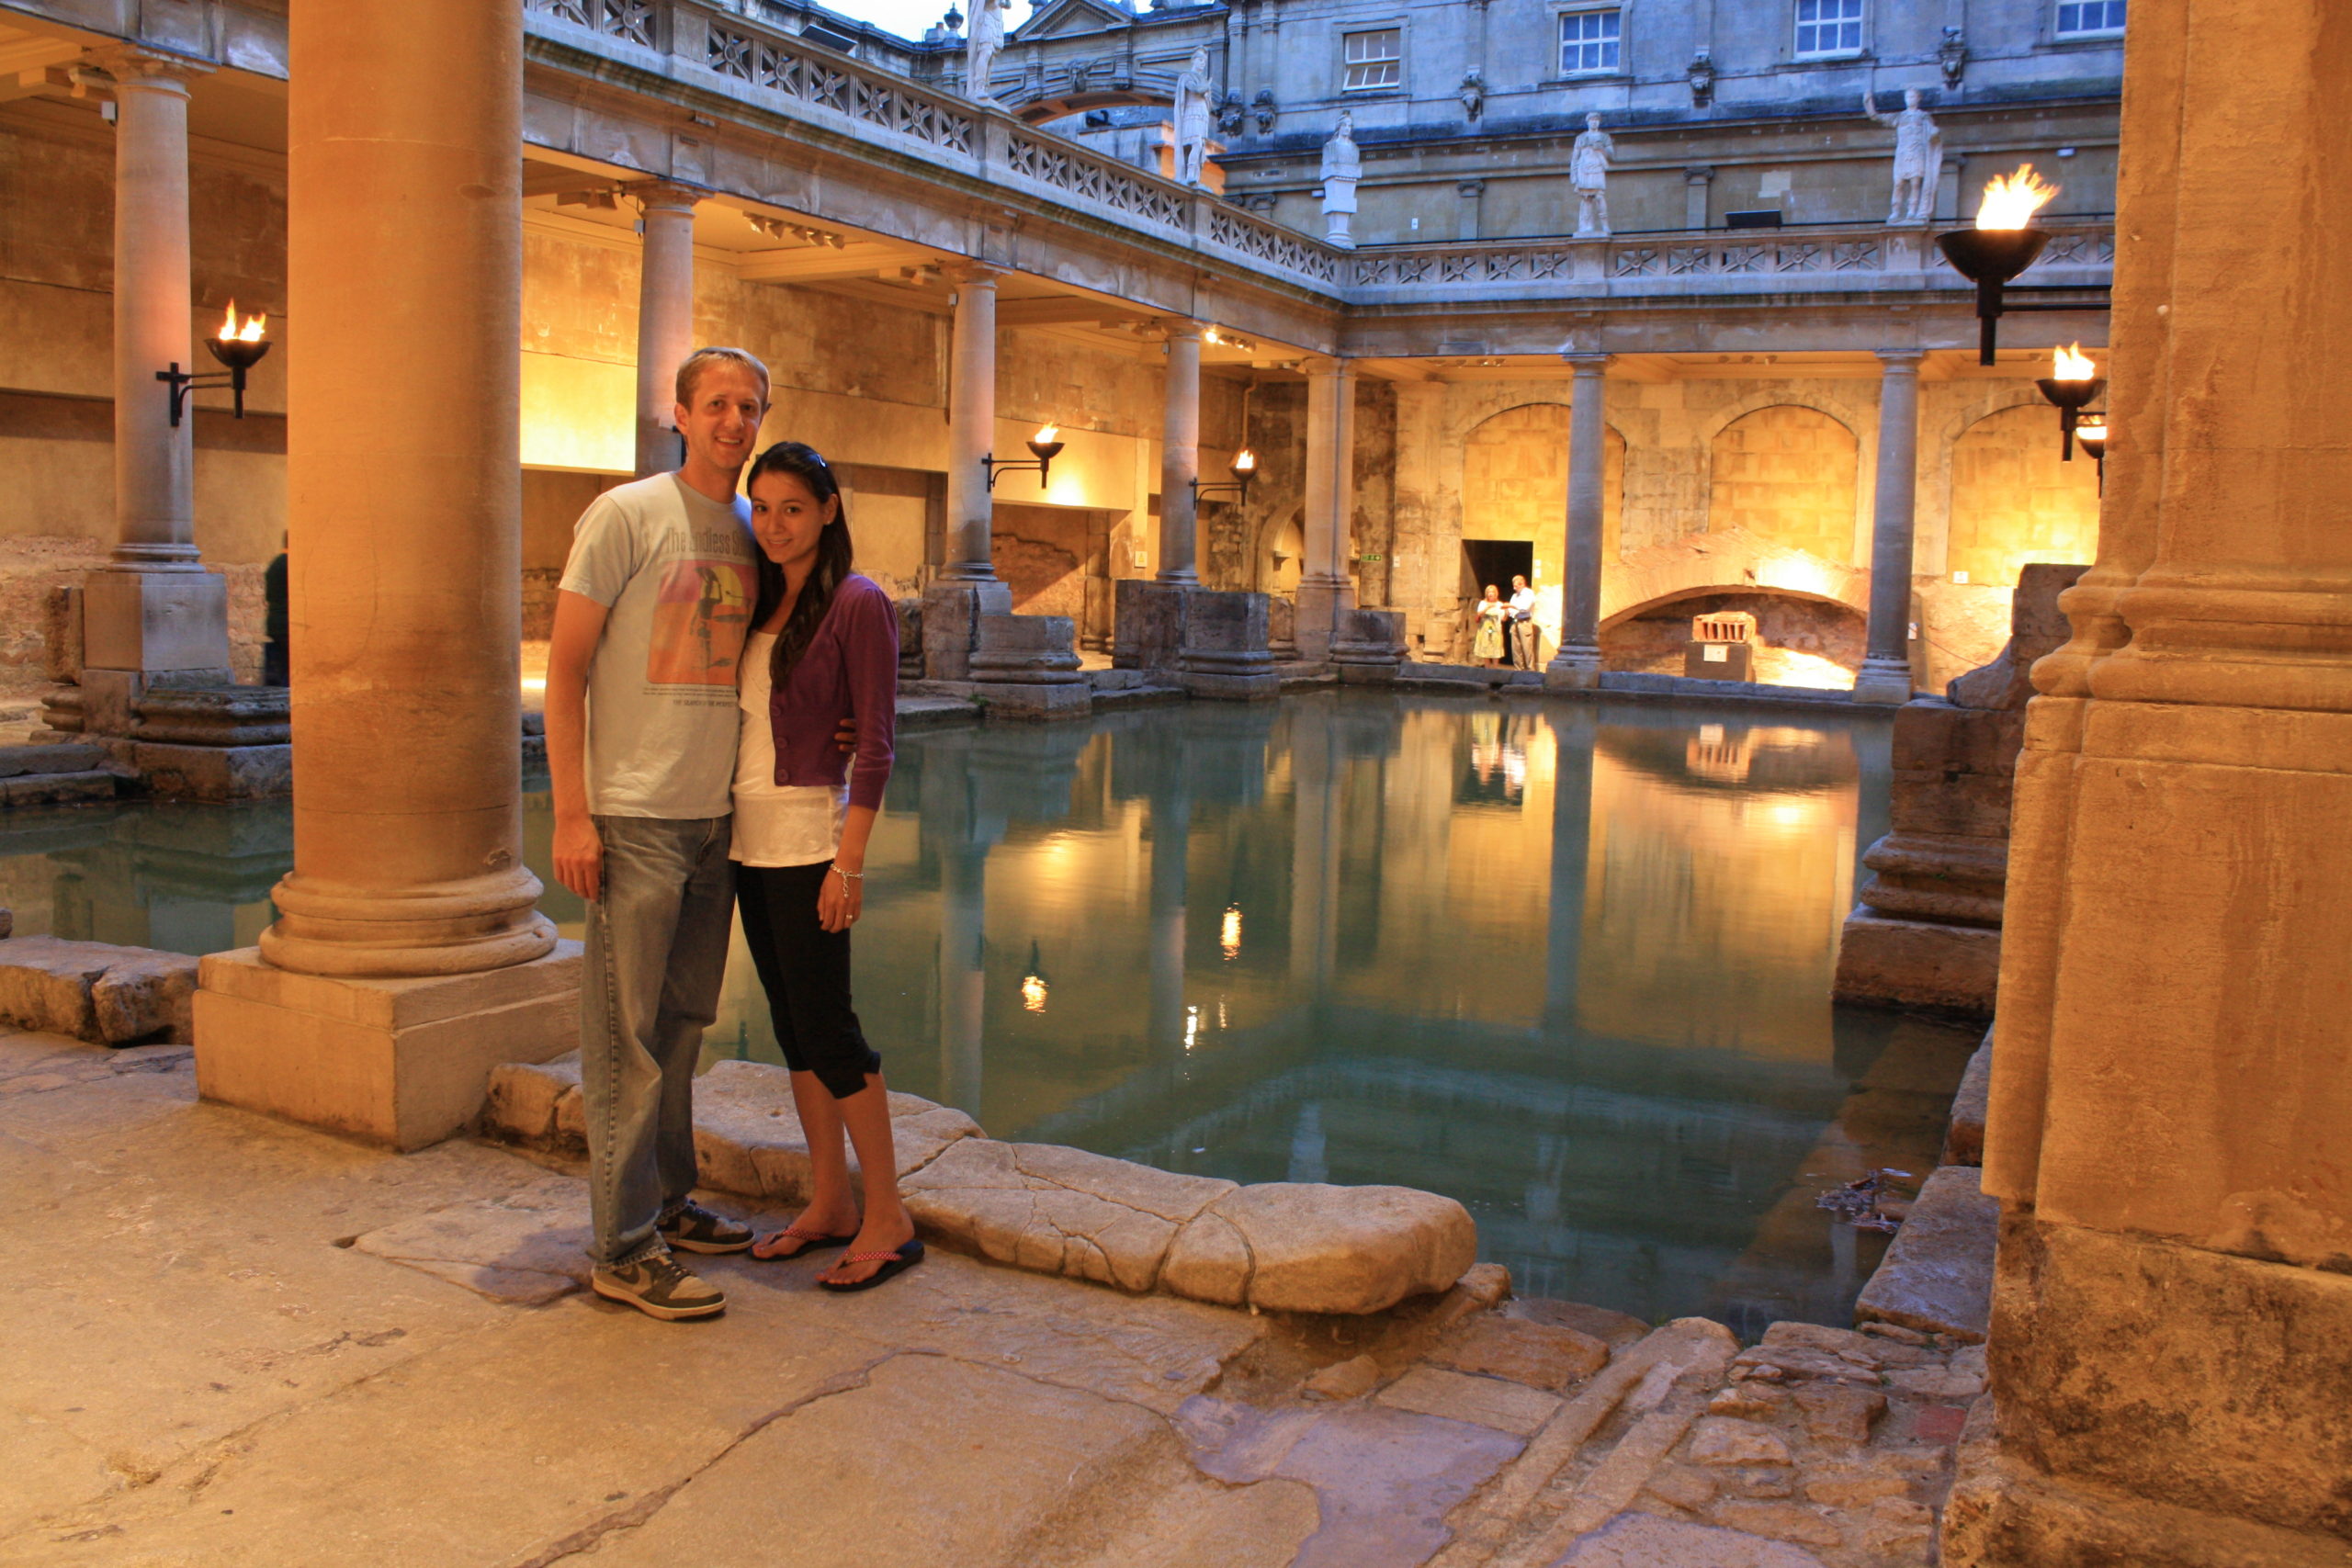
[0,1026,1981,1567]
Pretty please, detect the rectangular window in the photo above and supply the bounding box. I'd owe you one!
[1559,9,1622,74]
[1793,0,1863,57]
[1342,28,1401,92]
[2054,0,2125,36]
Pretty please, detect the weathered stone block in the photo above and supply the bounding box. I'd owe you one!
[1855,1164,1997,1342]
[1200,1180,1477,1314]
[1374,1365,1559,1437]
[1887,770,2014,839]
[0,769,115,806]
[1792,1384,1886,1446]
[1942,1030,1993,1166]
[0,935,198,1043]
[0,743,107,778]
[1430,1314,1609,1389]
[1689,1417,1793,1468]
[1889,699,2028,776]
[1832,910,2001,1015]
[1301,1353,1380,1402]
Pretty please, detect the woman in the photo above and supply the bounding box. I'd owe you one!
[1473,583,1508,667]
[730,441,922,1292]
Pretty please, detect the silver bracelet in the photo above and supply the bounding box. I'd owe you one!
[831,865,865,883]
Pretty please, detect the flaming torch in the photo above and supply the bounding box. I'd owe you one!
[984,422,1067,491]
[1936,166,2063,366]
[160,301,272,427]
[2035,342,2106,461]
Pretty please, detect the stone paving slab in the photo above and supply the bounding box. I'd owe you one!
[348,1174,592,1305]
[1854,1165,1997,1343]
[0,937,197,1043]
[1548,1513,1830,1567]
[1378,1367,1562,1438]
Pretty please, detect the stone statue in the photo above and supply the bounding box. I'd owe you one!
[1686,48,1715,107]
[1173,47,1214,186]
[1458,71,1485,121]
[964,0,1003,102]
[1865,87,1942,224]
[1251,88,1277,133]
[1217,90,1245,138]
[1570,112,1615,237]
[1319,110,1361,248]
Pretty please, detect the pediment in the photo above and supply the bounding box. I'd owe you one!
[1012,0,1135,41]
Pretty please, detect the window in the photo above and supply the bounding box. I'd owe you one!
[1793,0,1863,57]
[2055,0,2125,37]
[1559,9,1622,74]
[1342,28,1401,92]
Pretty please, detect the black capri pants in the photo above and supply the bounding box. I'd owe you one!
[734,861,882,1100]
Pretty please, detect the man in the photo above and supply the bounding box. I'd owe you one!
[1507,573,1539,670]
[545,346,768,1322]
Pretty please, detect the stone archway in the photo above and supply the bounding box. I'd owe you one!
[1600,585,1868,690]
[1945,402,2101,588]
[1705,404,1862,563]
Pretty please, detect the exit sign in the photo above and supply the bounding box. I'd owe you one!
[1357,553,1385,563]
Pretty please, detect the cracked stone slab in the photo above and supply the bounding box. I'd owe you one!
[0,936,198,1043]
[1193,1181,1480,1315]
[903,1136,1237,1294]
[1854,1164,1997,1343]
[347,1175,593,1304]
[1547,1513,1830,1568]
[1377,1366,1562,1438]
[1178,1394,1524,1568]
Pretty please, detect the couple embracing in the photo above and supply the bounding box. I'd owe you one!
[545,345,919,1323]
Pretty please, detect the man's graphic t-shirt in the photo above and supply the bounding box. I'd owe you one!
[559,473,758,819]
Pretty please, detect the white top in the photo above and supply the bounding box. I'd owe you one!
[731,631,846,867]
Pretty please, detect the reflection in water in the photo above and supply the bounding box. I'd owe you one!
[0,692,1972,1332]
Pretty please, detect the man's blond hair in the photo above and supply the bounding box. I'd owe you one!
[674,346,771,409]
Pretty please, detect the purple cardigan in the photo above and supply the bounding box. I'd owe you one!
[763,572,898,812]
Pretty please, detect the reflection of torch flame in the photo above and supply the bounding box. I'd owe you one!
[1020,974,1047,1012]
[1220,904,1242,961]
[218,302,266,343]
[1974,165,2059,230]
[2052,342,2096,380]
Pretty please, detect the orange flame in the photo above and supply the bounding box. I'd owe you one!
[1232,447,1258,475]
[1975,165,2060,231]
[218,302,266,343]
[2052,342,2097,380]
[1033,423,1059,444]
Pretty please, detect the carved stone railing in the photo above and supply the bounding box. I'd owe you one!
[1347,219,2114,299]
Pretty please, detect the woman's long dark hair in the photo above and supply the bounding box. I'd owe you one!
[746,441,855,686]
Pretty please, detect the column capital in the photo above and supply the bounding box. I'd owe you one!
[1150,317,1206,344]
[1456,179,1487,197]
[1875,348,1927,369]
[627,180,703,214]
[941,259,1005,288]
[1684,165,1716,184]
[86,43,212,92]
[1300,354,1352,378]
[1563,351,1612,371]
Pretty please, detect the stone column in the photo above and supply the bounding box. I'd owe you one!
[1854,350,1924,704]
[1545,353,1609,690]
[1295,355,1356,662]
[1941,2,2352,1560]
[922,262,1014,681]
[1456,179,1485,242]
[80,46,231,733]
[193,0,571,1152]
[1684,166,1714,230]
[631,181,698,479]
[1157,321,1203,584]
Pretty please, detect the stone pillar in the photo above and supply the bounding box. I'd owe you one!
[80,46,232,734]
[193,0,572,1153]
[1683,165,1713,230]
[1853,350,1924,705]
[1157,321,1203,584]
[631,181,698,479]
[1941,2,2352,1561]
[1456,179,1485,242]
[922,262,1014,680]
[1544,353,1609,690]
[1295,356,1356,663]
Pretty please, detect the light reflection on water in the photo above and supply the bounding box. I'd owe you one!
[0,692,1976,1334]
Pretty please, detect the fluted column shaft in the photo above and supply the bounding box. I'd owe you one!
[631,182,698,479]
[262,0,549,976]
[941,263,1001,581]
[1854,349,1924,704]
[1157,321,1203,584]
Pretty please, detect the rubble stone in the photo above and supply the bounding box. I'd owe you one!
[1688,1417,1793,1467]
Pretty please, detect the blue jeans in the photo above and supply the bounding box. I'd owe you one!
[582,813,734,1266]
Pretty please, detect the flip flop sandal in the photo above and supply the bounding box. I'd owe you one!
[818,1238,925,1293]
[752,1225,857,1260]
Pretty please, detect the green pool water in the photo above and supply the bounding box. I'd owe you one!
[0,691,1976,1334]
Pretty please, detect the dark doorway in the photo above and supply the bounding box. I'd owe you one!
[1460,539,1534,602]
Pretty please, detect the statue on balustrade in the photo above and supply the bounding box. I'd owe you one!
[1174,47,1215,186]
[1571,112,1615,237]
[1319,111,1362,248]
[965,0,1004,102]
[1865,87,1942,224]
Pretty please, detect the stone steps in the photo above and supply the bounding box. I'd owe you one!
[0,768,117,806]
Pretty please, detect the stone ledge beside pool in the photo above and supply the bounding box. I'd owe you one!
[0,934,198,1043]
[482,1052,1478,1315]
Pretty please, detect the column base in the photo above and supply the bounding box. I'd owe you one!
[1544,645,1602,693]
[82,566,232,680]
[920,579,1012,681]
[194,942,582,1151]
[1831,907,2001,1015]
[1294,580,1355,664]
[1852,657,1917,705]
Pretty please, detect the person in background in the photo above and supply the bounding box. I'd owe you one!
[729,441,921,1292]
[1473,583,1508,667]
[261,534,288,687]
[1508,573,1539,670]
